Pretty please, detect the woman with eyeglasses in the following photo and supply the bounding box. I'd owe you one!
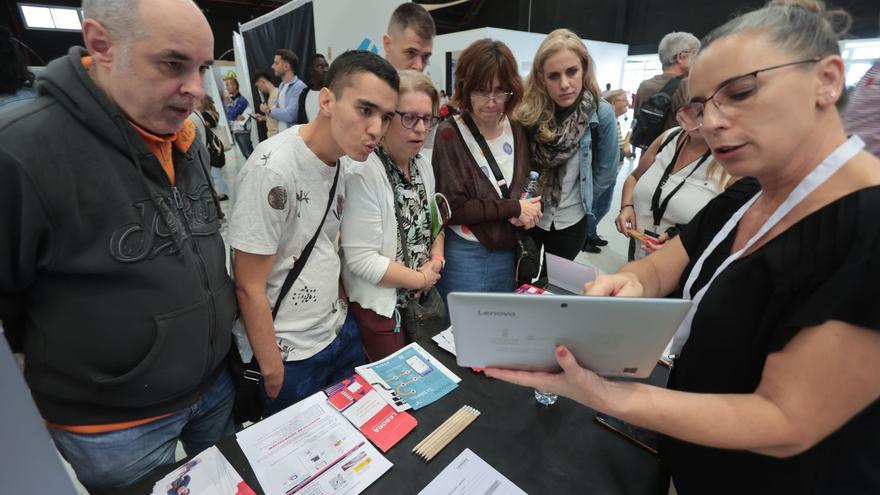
[341,71,444,360]
[615,111,734,261]
[486,1,880,493]
[430,39,538,303]
[515,29,620,260]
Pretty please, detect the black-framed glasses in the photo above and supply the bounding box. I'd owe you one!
[395,111,441,130]
[471,90,514,103]
[677,58,820,131]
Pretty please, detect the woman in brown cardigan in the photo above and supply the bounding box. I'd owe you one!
[431,39,542,303]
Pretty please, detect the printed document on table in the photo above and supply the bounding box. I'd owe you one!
[418,448,527,495]
[324,374,418,452]
[151,445,254,495]
[356,343,461,411]
[236,392,391,495]
[432,327,456,356]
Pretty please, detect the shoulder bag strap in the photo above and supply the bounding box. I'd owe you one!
[459,114,511,198]
[272,162,341,320]
[657,75,684,98]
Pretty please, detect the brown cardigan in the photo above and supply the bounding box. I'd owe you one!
[431,117,532,250]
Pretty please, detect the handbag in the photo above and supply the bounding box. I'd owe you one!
[206,127,226,168]
[230,163,340,424]
[383,160,446,342]
[401,285,445,342]
[457,115,541,285]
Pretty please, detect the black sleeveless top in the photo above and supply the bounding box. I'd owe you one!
[664,177,880,494]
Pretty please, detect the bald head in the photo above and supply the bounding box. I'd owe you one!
[81,0,214,134]
[138,0,213,52]
[82,0,210,48]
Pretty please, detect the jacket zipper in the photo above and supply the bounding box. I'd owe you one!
[171,179,217,380]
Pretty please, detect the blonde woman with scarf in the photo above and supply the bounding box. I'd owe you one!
[515,29,620,266]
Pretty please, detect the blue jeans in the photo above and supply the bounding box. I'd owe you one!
[260,311,365,417]
[50,369,235,494]
[233,132,253,160]
[437,228,515,306]
[210,166,230,195]
[587,183,615,240]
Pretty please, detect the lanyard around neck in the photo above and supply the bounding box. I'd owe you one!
[650,134,712,228]
[667,135,865,357]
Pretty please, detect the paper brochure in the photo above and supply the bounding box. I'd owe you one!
[236,392,391,495]
[325,374,418,452]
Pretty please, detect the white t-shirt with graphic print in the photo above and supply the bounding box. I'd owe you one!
[229,125,347,362]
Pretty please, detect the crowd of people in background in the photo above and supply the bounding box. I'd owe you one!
[2,0,880,494]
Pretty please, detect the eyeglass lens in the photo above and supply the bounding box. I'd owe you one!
[473,91,512,102]
[400,113,439,130]
[679,74,759,130]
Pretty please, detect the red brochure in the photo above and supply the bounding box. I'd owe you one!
[324,374,417,452]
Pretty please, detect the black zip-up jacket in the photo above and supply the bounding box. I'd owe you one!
[0,47,236,425]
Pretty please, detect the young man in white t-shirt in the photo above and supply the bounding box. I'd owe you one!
[230,51,400,416]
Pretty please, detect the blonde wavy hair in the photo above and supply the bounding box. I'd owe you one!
[398,69,439,114]
[514,29,601,143]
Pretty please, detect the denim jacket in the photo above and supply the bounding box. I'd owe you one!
[578,99,620,218]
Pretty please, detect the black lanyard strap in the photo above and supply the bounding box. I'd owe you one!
[649,134,712,228]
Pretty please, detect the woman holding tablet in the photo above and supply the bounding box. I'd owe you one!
[487,2,880,493]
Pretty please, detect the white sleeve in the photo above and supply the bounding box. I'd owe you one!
[227,165,295,255]
[340,168,391,284]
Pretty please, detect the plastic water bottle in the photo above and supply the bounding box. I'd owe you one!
[535,389,558,406]
[522,170,554,405]
[520,171,540,199]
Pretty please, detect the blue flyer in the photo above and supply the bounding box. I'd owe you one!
[367,346,458,410]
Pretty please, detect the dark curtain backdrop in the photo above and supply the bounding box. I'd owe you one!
[241,2,316,89]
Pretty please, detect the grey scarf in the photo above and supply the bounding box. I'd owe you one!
[533,90,596,207]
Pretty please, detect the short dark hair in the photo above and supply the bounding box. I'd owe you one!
[0,27,34,94]
[387,3,435,41]
[325,50,400,97]
[252,70,273,85]
[308,53,327,67]
[275,48,299,72]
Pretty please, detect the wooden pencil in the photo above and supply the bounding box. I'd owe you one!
[418,408,470,457]
[413,406,480,462]
[413,407,468,455]
[422,412,478,461]
[422,409,480,461]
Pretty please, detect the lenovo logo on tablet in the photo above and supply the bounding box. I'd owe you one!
[477,310,516,317]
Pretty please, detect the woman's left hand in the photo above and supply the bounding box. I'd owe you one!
[485,345,609,409]
[640,232,669,254]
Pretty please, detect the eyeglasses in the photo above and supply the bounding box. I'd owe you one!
[395,111,441,130]
[676,58,820,132]
[471,91,514,103]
